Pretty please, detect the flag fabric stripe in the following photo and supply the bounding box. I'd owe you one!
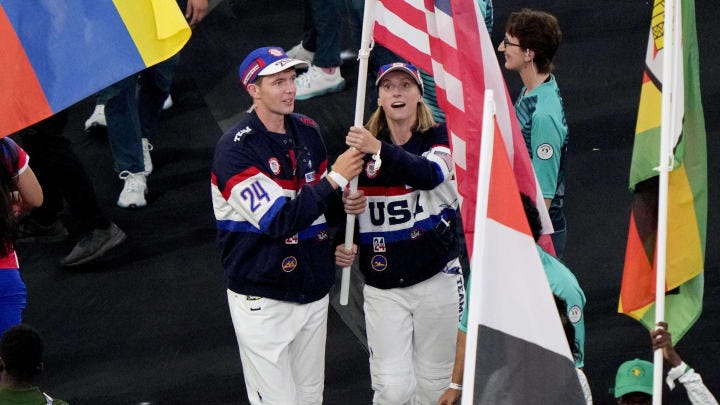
[0,0,191,137]
[634,274,703,333]
[429,64,464,113]
[373,24,432,71]
[380,0,427,34]
[621,211,655,311]
[4,2,144,110]
[114,0,191,65]
[0,4,52,127]
[620,0,706,343]
[473,326,585,404]
[432,5,457,48]
[373,2,432,71]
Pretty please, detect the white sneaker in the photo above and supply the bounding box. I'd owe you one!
[286,42,315,62]
[162,94,173,110]
[84,104,106,132]
[142,138,154,174]
[117,171,147,208]
[294,66,345,101]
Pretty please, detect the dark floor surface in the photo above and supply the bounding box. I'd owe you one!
[16,0,720,404]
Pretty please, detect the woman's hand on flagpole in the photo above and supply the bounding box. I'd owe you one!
[335,244,357,268]
[651,322,683,367]
[347,126,381,155]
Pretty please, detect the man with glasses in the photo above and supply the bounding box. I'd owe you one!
[498,9,569,259]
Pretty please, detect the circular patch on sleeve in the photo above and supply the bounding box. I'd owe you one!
[536,143,554,160]
[568,305,582,323]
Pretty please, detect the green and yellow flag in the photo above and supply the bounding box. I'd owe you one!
[618,0,707,343]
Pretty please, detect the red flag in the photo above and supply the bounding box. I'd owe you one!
[373,0,551,257]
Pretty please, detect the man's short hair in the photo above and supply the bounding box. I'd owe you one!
[0,324,44,381]
[505,9,562,74]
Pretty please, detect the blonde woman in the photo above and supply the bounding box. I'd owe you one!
[338,62,464,404]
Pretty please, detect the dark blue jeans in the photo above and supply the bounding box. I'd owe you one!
[300,0,342,68]
[103,55,179,173]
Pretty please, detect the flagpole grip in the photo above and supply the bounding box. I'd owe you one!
[340,0,376,306]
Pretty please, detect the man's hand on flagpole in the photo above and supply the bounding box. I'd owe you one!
[330,148,365,189]
[651,322,683,367]
[335,244,358,268]
[343,188,366,215]
[346,126,382,155]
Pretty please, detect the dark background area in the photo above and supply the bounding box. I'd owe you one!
[15,0,719,403]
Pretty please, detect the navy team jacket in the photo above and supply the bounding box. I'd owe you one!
[355,123,461,289]
[211,111,342,303]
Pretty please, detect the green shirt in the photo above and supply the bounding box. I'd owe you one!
[0,387,69,405]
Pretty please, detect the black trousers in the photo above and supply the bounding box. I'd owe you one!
[15,110,110,234]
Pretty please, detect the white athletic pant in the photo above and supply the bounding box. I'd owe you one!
[227,291,329,405]
[364,268,464,405]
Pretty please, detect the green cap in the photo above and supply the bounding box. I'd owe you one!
[614,359,654,398]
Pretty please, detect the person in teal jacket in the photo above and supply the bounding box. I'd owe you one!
[498,9,569,259]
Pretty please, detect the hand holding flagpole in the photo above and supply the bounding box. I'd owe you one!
[340,0,377,306]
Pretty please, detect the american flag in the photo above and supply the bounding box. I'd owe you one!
[372,0,550,256]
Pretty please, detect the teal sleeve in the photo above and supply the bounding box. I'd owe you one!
[539,247,587,368]
[530,112,564,199]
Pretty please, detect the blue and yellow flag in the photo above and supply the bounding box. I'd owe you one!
[0,0,191,136]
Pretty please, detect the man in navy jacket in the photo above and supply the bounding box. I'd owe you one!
[211,46,363,404]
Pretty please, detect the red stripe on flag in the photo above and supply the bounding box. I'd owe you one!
[440,0,486,254]
[373,24,433,73]
[641,70,653,85]
[487,120,531,236]
[620,212,656,311]
[0,4,52,137]
[426,39,464,80]
[382,0,428,32]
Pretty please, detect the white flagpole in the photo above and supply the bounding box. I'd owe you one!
[461,89,496,403]
[340,0,376,305]
[653,0,679,402]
